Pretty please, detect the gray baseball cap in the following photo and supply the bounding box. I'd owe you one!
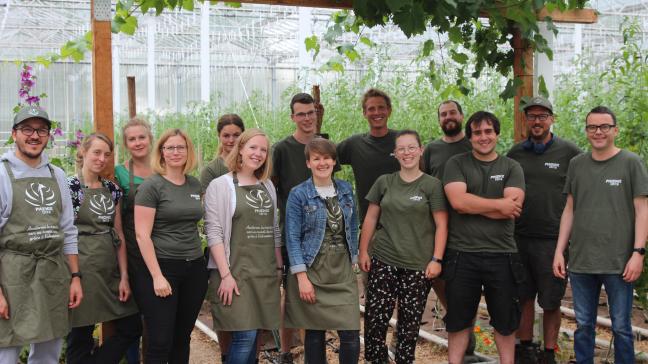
[523,96,553,114]
[13,106,52,128]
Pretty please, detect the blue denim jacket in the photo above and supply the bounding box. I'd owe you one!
[285,177,359,274]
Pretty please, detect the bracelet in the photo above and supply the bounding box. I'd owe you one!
[430,256,443,264]
[221,271,231,280]
[276,267,283,271]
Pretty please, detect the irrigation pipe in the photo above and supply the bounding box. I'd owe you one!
[559,306,648,338]
[195,319,220,343]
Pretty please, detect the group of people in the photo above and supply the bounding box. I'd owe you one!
[0,87,645,364]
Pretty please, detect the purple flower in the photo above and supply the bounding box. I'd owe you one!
[67,140,80,148]
[53,128,63,137]
[75,130,85,141]
[19,89,28,98]
[26,96,40,105]
[23,65,32,72]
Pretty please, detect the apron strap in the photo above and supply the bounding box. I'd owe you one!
[3,160,57,181]
[128,159,135,192]
[3,248,62,264]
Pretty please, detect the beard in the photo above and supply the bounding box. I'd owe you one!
[442,120,462,137]
[16,139,46,160]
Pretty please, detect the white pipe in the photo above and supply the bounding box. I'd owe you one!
[195,319,220,343]
[199,1,210,102]
[560,306,648,338]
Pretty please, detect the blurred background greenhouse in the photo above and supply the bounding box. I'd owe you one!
[0,0,646,163]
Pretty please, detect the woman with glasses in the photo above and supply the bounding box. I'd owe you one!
[133,129,208,363]
[204,128,282,364]
[66,133,141,363]
[284,138,360,364]
[359,130,448,364]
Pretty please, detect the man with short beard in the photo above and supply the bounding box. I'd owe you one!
[507,97,581,364]
[422,100,472,179]
[0,106,82,362]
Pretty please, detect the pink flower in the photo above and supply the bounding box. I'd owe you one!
[26,96,40,105]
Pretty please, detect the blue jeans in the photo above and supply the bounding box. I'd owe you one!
[226,330,258,364]
[569,272,634,364]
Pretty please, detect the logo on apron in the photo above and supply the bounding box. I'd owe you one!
[245,189,272,216]
[89,194,115,222]
[25,182,56,215]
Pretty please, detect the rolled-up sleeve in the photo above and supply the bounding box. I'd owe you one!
[285,190,306,273]
[204,181,225,247]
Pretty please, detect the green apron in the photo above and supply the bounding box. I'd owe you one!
[0,161,70,347]
[69,181,139,328]
[209,181,280,331]
[122,160,143,268]
[285,196,360,330]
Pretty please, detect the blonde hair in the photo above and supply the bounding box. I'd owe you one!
[225,128,272,181]
[152,128,197,175]
[76,132,113,173]
[122,117,153,154]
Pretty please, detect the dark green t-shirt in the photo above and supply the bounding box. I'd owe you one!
[423,137,472,179]
[366,172,446,271]
[200,156,229,191]
[337,130,400,222]
[272,136,311,224]
[135,174,204,260]
[443,152,525,253]
[507,136,582,239]
[564,150,648,274]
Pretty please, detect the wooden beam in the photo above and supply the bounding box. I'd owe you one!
[127,76,136,118]
[92,0,115,178]
[538,8,597,24]
[512,27,533,143]
[236,0,352,9]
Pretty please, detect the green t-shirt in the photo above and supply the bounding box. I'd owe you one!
[337,130,400,222]
[443,152,525,253]
[507,136,582,239]
[366,172,446,271]
[564,150,648,274]
[422,137,472,179]
[200,156,229,191]
[115,164,144,199]
[135,174,204,260]
[272,136,311,223]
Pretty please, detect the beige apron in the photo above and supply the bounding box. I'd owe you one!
[210,181,280,331]
[0,161,70,347]
[69,181,138,328]
[285,196,360,330]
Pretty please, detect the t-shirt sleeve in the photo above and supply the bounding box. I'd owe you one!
[630,155,648,197]
[427,178,446,211]
[563,160,576,195]
[135,178,160,208]
[443,156,465,185]
[505,160,525,190]
[114,165,128,190]
[422,144,432,175]
[271,144,281,179]
[336,137,351,165]
[365,175,386,204]
[105,180,122,204]
[199,164,217,191]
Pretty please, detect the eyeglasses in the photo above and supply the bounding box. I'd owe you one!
[16,126,50,137]
[162,145,187,153]
[293,110,317,119]
[525,114,551,122]
[585,124,616,133]
[395,146,419,155]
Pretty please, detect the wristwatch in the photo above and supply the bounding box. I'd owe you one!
[633,248,646,255]
[430,256,443,264]
[71,272,83,279]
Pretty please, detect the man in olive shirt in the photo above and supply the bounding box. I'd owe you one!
[444,111,525,364]
[337,88,400,222]
[507,97,581,364]
[422,100,472,179]
[553,106,648,364]
[272,92,322,364]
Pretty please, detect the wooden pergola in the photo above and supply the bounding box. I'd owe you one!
[91,0,597,148]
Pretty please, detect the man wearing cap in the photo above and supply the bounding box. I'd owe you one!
[554,106,648,364]
[0,106,82,363]
[507,97,581,364]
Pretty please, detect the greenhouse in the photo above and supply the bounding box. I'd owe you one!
[0,0,647,363]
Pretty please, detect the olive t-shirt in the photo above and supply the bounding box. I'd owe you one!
[564,150,648,274]
[423,137,472,179]
[443,152,525,253]
[200,156,228,191]
[366,172,446,271]
[337,130,400,222]
[135,173,204,260]
[507,136,582,239]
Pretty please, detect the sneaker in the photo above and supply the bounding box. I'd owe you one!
[515,343,540,364]
[539,351,557,364]
[279,352,293,364]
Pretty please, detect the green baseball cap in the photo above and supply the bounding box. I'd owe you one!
[523,96,553,114]
[13,106,52,128]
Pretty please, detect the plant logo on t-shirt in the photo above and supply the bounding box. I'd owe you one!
[409,195,423,202]
[89,194,114,222]
[25,182,56,215]
[544,162,560,170]
[605,179,623,187]
[490,174,505,182]
[246,189,272,216]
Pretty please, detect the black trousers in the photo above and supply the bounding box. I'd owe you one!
[66,313,142,364]
[131,257,209,364]
[304,330,360,364]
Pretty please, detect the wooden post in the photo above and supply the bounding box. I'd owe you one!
[311,85,322,134]
[512,27,534,143]
[127,76,137,118]
[91,0,115,178]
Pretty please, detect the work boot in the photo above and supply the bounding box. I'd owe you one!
[515,343,539,364]
[539,350,557,364]
[279,352,293,364]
